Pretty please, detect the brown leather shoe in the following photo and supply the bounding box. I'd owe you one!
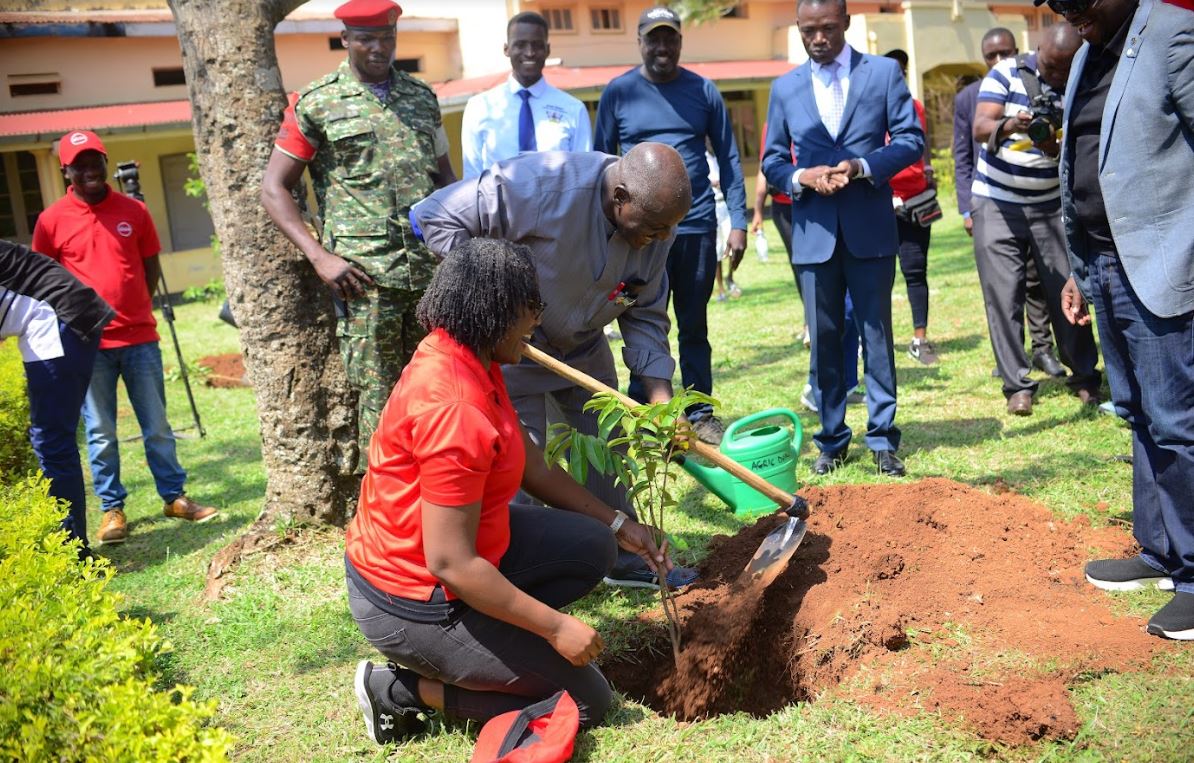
[1007,391,1033,416]
[97,509,128,545]
[1076,387,1102,406]
[163,495,219,522]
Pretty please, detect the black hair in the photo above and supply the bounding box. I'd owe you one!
[982,27,1015,46]
[884,48,909,66]
[507,11,549,37]
[416,238,542,358]
[797,0,849,16]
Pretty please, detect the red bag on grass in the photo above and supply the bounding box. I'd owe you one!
[469,691,579,763]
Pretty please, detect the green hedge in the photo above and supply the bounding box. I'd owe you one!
[0,341,37,483]
[0,476,234,762]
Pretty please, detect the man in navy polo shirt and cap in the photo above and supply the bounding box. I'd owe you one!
[594,6,749,446]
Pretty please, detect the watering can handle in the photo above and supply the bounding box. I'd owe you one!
[723,407,803,452]
[521,343,805,516]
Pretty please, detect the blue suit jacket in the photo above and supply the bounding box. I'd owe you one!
[1060,0,1194,318]
[761,49,923,264]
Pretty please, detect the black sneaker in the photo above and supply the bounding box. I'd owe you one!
[907,338,938,365]
[1085,557,1175,592]
[354,660,426,745]
[604,565,699,591]
[690,416,726,445]
[1147,592,1194,640]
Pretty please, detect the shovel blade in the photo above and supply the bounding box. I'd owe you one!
[739,516,808,588]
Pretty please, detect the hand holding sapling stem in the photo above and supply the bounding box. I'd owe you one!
[616,520,673,575]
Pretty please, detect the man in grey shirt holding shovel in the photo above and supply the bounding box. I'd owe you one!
[412,143,699,589]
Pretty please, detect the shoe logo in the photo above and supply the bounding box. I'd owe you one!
[379,714,393,731]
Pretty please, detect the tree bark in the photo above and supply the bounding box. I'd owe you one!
[168,0,359,543]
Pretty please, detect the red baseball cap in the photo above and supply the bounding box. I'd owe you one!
[58,130,107,167]
[334,0,402,28]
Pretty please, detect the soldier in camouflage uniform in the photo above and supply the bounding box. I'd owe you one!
[263,0,456,468]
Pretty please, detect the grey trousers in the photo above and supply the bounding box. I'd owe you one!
[972,197,1100,397]
[507,360,642,574]
[1024,258,1056,355]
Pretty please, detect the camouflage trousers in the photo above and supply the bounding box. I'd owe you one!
[337,285,426,470]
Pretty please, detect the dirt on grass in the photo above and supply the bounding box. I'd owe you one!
[198,353,249,388]
[602,478,1171,746]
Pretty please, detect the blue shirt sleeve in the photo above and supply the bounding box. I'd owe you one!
[593,85,619,155]
[705,79,748,231]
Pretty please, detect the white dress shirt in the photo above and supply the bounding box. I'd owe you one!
[461,75,593,179]
[811,44,854,138]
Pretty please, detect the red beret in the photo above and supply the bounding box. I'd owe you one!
[334,0,401,28]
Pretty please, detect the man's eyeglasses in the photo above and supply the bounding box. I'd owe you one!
[1044,0,1093,16]
[529,300,547,320]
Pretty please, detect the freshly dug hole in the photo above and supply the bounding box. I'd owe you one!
[602,478,1172,746]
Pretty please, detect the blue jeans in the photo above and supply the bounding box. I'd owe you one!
[82,341,187,511]
[628,231,716,421]
[25,321,99,548]
[1087,251,1194,593]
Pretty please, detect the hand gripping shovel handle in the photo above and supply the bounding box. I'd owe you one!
[519,343,806,518]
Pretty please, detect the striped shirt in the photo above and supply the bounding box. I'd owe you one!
[972,54,1061,206]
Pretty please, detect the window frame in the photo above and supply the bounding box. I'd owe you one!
[541,6,578,34]
[589,5,624,34]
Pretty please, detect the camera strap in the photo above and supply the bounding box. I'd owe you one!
[1015,53,1046,105]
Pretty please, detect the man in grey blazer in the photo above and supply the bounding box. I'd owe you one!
[1053,0,1194,640]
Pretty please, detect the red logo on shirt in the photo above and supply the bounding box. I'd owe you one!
[116,221,133,237]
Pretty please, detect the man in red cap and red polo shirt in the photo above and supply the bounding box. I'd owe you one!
[262,0,456,469]
[33,130,218,546]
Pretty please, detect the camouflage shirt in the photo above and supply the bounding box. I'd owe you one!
[293,60,441,290]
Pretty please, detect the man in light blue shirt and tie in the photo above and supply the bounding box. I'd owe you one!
[460,12,592,179]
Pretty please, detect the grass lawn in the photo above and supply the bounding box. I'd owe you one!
[93,206,1192,761]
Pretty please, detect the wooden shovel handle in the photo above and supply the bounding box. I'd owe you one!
[520,343,800,512]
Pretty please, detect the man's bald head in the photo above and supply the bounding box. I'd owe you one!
[604,142,692,249]
[1037,22,1083,89]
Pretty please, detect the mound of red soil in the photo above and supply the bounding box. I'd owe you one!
[198,353,249,388]
[603,478,1172,746]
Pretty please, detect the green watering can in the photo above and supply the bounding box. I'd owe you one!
[681,408,803,517]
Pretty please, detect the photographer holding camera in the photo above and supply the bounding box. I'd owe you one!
[969,22,1101,417]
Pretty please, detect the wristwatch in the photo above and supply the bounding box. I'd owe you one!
[609,510,628,534]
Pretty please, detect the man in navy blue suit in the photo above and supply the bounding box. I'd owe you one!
[762,0,923,476]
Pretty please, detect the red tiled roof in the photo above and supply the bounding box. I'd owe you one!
[0,9,175,23]
[434,60,794,104]
[0,60,793,139]
[0,100,192,138]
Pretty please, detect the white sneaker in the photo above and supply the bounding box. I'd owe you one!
[800,383,817,413]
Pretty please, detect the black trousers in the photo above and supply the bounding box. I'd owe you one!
[347,504,617,728]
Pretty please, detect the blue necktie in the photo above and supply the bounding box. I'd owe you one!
[518,89,537,152]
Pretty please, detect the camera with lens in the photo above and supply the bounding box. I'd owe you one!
[1026,93,1063,145]
[113,160,142,199]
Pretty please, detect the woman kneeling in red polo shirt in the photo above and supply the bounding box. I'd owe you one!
[345,238,672,745]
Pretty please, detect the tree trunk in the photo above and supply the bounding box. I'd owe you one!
[168,0,359,554]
